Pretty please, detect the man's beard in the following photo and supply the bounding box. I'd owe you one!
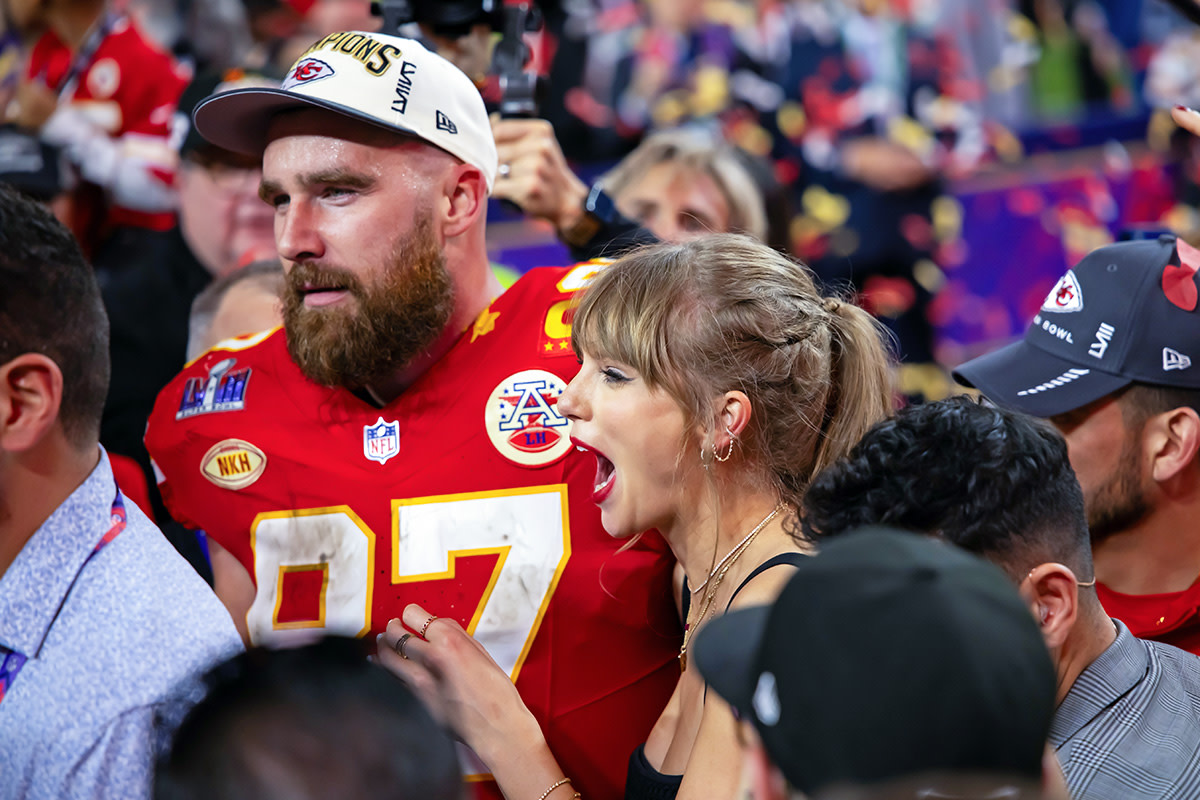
[282,214,454,390]
[1087,432,1150,544]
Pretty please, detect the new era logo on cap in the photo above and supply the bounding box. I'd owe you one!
[435,110,457,134]
[1164,348,1192,371]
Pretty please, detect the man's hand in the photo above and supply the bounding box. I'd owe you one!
[8,78,58,129]
[491,116,589,233]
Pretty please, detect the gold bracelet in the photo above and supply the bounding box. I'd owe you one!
[536,778,572,800]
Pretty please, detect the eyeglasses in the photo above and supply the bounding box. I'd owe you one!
[184,153,261,191]
[1025,565,1096,588]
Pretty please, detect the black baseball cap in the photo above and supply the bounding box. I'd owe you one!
[693,528,1056,796]
[954,235,1200,417]
[177,69,279,159]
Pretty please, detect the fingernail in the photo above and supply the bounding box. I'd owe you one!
[1177,105,1200,115]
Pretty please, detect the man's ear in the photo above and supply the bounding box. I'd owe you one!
[740,723,790,800]
[0,354,63,454]
[1144,406,1200,484]
[1019,562,1079,650]
[440,163,488,239]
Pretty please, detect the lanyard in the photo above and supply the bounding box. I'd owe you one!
[0,486,127,704]
[46,11,122,101]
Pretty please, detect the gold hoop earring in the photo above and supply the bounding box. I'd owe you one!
[715,427,736,463]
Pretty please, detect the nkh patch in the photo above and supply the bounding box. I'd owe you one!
[176,358,251,420]
[363,417,401,465]
[200,439,267,490]
[1041,270,1083,313]
[485,370,573,467]
[283,58,335,89]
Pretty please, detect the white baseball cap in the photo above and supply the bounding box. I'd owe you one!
[192,31,498,192]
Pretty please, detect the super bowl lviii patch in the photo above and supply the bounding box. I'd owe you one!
[485,370,573,467]
[200,439,266,490]
[177,358,250,420]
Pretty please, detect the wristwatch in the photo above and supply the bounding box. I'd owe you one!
[559,183,619,249]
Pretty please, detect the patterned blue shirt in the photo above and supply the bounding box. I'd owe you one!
[0,450,242,799]
[1053,620,1200,799]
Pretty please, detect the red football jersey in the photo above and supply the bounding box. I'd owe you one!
[145,265,681,799]
[27,15,188,231]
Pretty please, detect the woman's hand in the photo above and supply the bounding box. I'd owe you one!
[1174,106,1200,139]
[376,603,547,766]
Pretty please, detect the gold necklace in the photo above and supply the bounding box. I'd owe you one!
[679,503,783,671]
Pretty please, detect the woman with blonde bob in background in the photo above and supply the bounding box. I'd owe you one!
[378,234,896,800]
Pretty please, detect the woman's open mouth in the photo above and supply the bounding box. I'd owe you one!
[572,437,616,504]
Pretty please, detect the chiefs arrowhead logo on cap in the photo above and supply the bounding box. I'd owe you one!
[1041,270,1083,313]
[283,58,335,89]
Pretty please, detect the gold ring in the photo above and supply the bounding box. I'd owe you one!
[420,615,439,638]
[395,633,413,659]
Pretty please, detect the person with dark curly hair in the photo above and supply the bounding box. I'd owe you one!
[802,396,1200,800]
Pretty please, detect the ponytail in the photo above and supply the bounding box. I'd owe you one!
[811,300,896,481]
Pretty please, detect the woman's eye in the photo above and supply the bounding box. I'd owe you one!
[601,367,631,384]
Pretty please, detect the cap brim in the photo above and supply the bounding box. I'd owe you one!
[692,604,770,718]
[193,87,424,156]
[953,339,1131,417]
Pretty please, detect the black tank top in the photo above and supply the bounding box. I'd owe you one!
[623,552,808,800]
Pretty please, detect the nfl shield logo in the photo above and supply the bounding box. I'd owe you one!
[363,417,400,465]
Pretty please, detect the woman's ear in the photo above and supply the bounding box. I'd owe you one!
[718,391,752,439]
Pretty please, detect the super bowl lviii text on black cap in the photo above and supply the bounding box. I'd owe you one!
[953,235,1200,417]
[693,528,1056,796]
[190,31,498,192]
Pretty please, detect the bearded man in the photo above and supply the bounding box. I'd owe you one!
[955,236,1200,656]
[143,32,680,800]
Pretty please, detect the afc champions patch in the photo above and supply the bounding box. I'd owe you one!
[363,417,401,465]
[485,370,573,467]
[200,439,266,490]
[1042,270,1084,313]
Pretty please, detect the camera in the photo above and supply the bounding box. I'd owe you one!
[371,0,543,118]
[370,1,504,39]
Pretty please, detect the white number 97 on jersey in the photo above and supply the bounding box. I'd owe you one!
[246,485,571,680]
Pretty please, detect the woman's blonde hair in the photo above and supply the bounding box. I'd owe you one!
[571,234,895,511]
[600,128,768,242]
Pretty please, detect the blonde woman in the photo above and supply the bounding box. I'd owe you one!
[379,234,895,800]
